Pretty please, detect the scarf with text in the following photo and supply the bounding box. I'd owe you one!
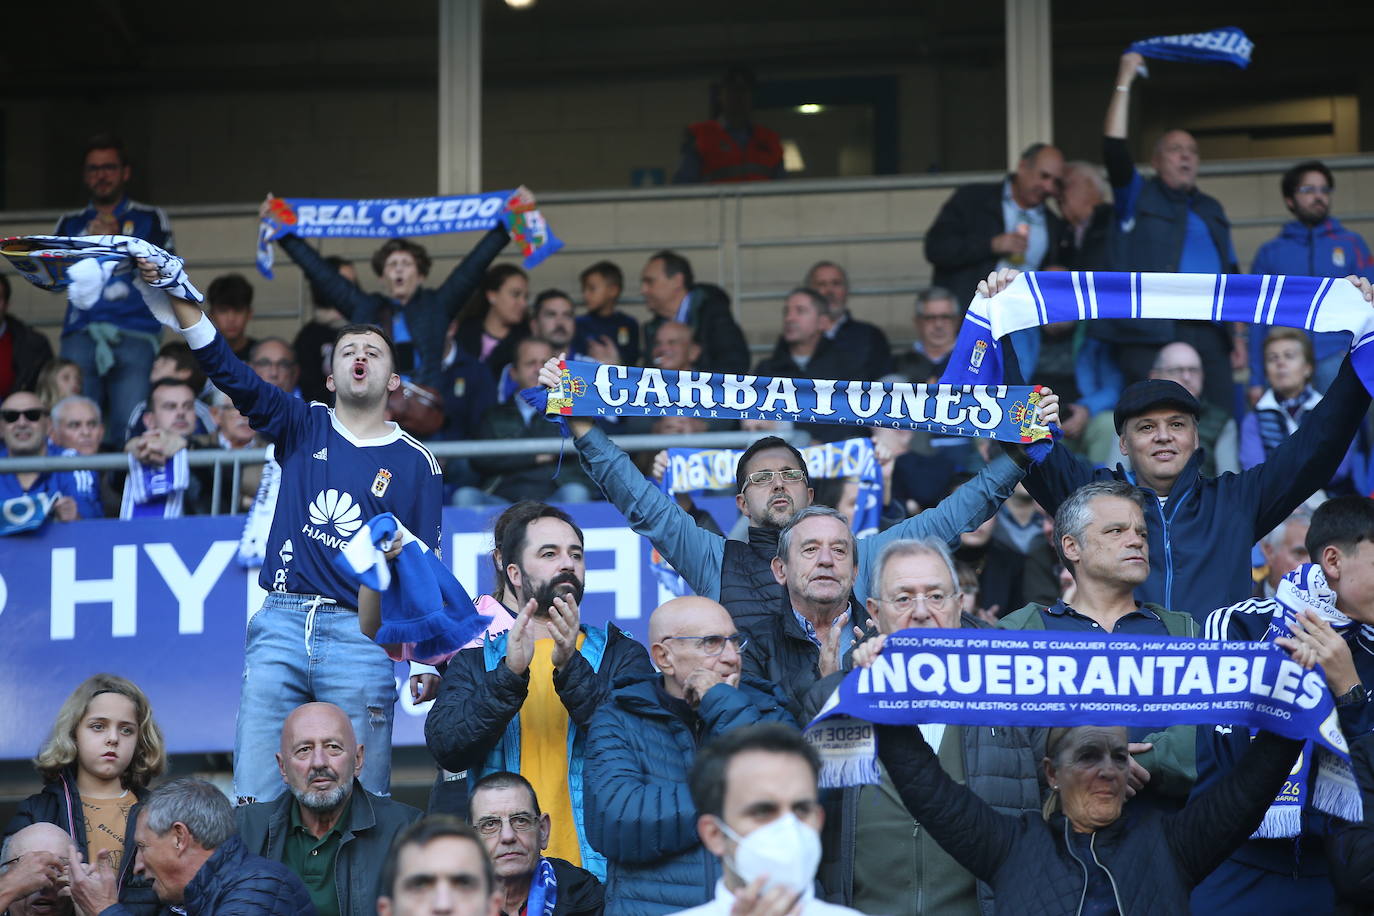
[256,187,562,278]
[524,360,1057,460]
[1127,27,1253,70]
[0,492,59,536]
[237,445,280,568]
[2,235,204,327]
[805,629,1353,799]
[1244,564,1360,836]
[941,272,1374,394]
[333,512,489,663]
[525,858,558,916]
[120,450,190,520]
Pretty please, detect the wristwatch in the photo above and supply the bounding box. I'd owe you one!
[1336,684,1369,708]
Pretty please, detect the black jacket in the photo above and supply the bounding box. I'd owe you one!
[1054,202,1113,272]
[234,782,422,914]
[1025,355,1371,620]
[1327,731,1374,913]
[719,529,787,637]
[830,316,894,379]
[876,723,1302,915]
[278,227,509,390]
[643,284,750,375]
[754,336,856,383]
[742,594,872,723]
[2,314,54,396]
[3,768,165,915]
[924,180,1066,304]
[548,856,606,916]
[455,315,530,384]
[468,401,594,502]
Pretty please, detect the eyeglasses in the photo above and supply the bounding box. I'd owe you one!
[473,813,538,836]
[660,633,749,655]
[742,468,806,489]
[1,408,45,423]
[1295,185,1332,196]
[251,358,297,371]
[879,592,957,612]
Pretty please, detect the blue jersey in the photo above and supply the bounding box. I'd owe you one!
[54,197,174,336]
[185,318,442,605]
[0,444,102,531]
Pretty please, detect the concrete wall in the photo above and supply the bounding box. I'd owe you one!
[5,158,1374,356]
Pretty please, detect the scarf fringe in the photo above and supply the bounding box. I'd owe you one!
[818,755,881,790]
[1252,804,1304,840]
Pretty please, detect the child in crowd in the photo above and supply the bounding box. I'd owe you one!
[574,260,641,366]
[35,358,84,410]
[3,674,167,914]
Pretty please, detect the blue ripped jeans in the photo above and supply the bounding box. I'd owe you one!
[233,592,397,804]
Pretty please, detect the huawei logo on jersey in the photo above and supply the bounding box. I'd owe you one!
[307,489,363,537]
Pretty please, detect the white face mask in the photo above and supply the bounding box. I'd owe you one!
[716,812,822,895]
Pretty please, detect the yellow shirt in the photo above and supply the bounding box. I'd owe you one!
[82,793,134,872]
[519,635,585,866]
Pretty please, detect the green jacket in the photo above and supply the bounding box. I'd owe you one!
[997,602,1198,799]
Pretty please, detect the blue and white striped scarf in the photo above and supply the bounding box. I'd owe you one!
[942,272,1374,394]
[120,449,190,520]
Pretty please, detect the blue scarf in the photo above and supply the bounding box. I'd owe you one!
[1,235,204,325]
[120,450,190,520]
[941,272,1374,395]
[806,628,1355,799]
[523,360,1058,461]
[1128,27,1253,70]
[525,858,558,916]
[662,437,883,537]
[1242,563,1361,836]
[0,493,58,536]
[333,512,490,657]
[256,188,563,279]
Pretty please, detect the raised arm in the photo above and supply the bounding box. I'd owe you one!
[263,196,379,321]
[875,723,1022,882]
[435,225,510,321]
[1104,52,1143,140]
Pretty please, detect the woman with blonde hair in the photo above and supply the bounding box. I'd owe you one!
[2,674,167,914]
[34,358,83,410]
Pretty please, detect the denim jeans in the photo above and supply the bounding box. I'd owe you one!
[60,329,157,448]
[233,593,397,804]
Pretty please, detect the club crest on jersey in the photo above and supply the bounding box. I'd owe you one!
[1333,246,1347,268]
[372,469,393,497]
[970,339,988,370]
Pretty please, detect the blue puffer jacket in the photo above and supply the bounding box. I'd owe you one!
[1248,217,1374,379]
[102,835,314,916]
[585,675,795,915]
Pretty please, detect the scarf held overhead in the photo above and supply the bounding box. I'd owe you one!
[528,359,1055,456]
[1127,26,1253,70]
[941,272,1374,393]
[256,187,563,278]
[805,628,1353,796]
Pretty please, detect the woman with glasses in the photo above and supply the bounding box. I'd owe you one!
[584,595,794,915]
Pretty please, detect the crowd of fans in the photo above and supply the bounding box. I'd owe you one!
[5,48,1374,916]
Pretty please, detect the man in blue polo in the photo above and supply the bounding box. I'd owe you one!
[55,135,174,448]
[0,390,101,532]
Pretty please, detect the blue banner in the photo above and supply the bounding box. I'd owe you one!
[807,629,1349,788]
[256,190,563,279]
[539,359,1053,445]
[1128,27,1253,69]
[0,500,736,760]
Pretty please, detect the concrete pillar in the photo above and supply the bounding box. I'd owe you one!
[1004,0,1054,168]
[438,0,482,194]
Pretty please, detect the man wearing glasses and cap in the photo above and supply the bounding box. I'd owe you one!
[583,596,793,915]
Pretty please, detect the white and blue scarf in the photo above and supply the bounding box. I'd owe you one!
[237,445,280,568]
[0,493,60,536]
[525,859,558,916]
[120,450,190,520]
[1,235,203,324]
[524,359,1058,461]
[333,512,489,658]
[1242,564,1361,837]
[942,272,1374,395]
[256,188,563,278]
[1127,27,1253,70]
[806,627,1354,795]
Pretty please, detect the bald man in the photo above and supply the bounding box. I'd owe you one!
[584,598,794,915]
[235,702,422,916]
[0,823,73,916]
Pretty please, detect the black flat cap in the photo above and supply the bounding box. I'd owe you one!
[1113,379,1201,434]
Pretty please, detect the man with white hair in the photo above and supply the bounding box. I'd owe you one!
[1055,161,1113,271]
[800,536,1042,915]
[50,395,105,456]
[1257,509,1312,599]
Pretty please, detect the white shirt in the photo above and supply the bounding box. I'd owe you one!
[671,880,864,915]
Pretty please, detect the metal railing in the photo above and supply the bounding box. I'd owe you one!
[0,429,803,517]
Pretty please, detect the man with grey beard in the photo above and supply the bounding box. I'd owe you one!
[236,702,422,916]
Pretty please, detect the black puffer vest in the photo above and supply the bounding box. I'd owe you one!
[719,527,783,635]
